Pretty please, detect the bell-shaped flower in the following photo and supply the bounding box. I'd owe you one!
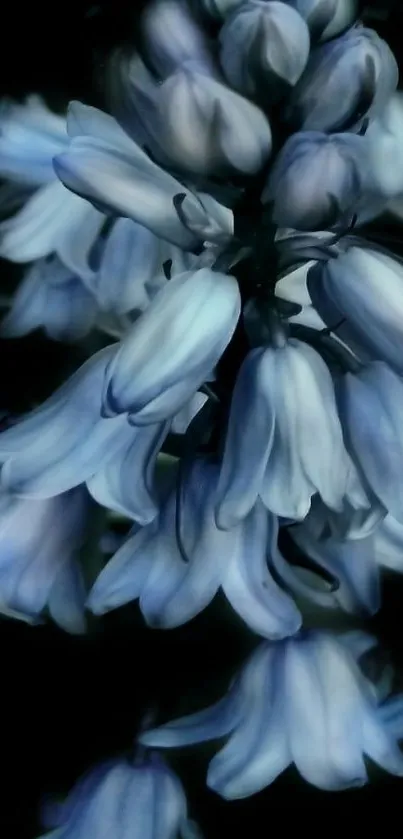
[215,338,366,527]
[88,217,198,317]
[338,362,403,523]
[286,26,398,132]
[110,55,272,178]
[307,246,403,375]
[286,0,357,42]
[0,96,105,278]
[219,1,310,100]
[0,346,166,500]
[38,752,201,839]
[101,267,241,425]
[0,488,87,633]
[364,92,403,201]
[1,255,98,342]
[54,101,233,250]
[142,0,213,78]
[88,457,301,639]
[262,131,369,230]
[140,630,403,795]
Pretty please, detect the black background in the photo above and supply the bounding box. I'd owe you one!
[1,1,403,835]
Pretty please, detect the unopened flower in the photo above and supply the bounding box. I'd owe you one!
[286,0,358,41]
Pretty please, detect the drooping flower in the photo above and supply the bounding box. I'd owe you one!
[38,753,202,839]
[219,1,310,100]
[262,131,370,230]
[101,267,241,425]
[141,630,403,796]
[54,101,234,250]
[214,338,367,527]
[286,26,398,132]
[1,255,98,342]
[0,488,87,633]
[0,95,104,276]
[307,246,403,374]
[88,457,301,639]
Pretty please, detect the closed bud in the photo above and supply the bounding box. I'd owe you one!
[286,0,358,42]
[287,26,398,132]
[142,0,213,78]
[219,0,310,101]
[262,131,366,230]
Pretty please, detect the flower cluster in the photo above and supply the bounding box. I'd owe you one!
[1,0,403,833]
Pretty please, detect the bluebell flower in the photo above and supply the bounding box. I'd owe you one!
[0,347,138,498]
[38,752,202,839]
[142,0,213,77]
[0,488,87,633]
[141,630,403,795]
[101,267,241,425]
[54,101,234,250]
[286,26,398,132]
[308,246,403,374]
[219,1,310,100]
[262,131,370,230]
[1,255,98,342]
[214,339,368,527]
[88,457,301,638]
[0,96,104,276]
[286,0,357,41]
[338,362,403,523]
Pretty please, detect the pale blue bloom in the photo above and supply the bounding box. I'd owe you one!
[0,488,87,633]
[88,457,301,638]
[286,0,357,41]
[54,102,233,250]
[287,26,398,132]
[262,131,369,230]
[0,347,137,498]
[109,54,272,177]
[88,217,198,317]
[215,339,367,527]
[142,0,213,77]
[101,267,241,425]
[1,255,98,342]
[38,753,202,839]
[219,1,310,99]
[140,630,403,796]
[338,362,403,523]
[0,96,104,276]
[308,246,403,373]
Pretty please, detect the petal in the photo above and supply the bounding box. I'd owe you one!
[222,505,301,639]
[47,558,87,634]
[0,94,67,186]
[0,346,131,497]
[215,348,276,528]
[285,633,368,789]
[140,696,239,748]
[102,268,240,423]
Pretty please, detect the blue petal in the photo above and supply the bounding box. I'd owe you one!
[1,256,98,342]
[0,95,67,187]
[47,556,87,634]
[87,422,170,523]
[102,268,240,424]
[0,346,131,497]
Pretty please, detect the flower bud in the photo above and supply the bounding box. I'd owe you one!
[142,0,213,78]
[286,0,358,41]
[157,65,272,175]
[219,0,310,101]
[287,26,398,132]
[262,131,366,230]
